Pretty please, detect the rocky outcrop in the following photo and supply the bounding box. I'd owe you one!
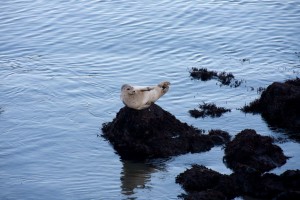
[176,165,300,200]
[242,78,300,133]
[176,129,295,200]
[224,129,287,174]
[176,165,238,200]
[102,104,229,160]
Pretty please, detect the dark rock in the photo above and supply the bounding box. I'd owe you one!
[224,129,287,174]
[102,104,218,160]
[179,190,226,200]
[176,165,239,199]
[176,165,223,192]
[241,78,300,133]
[231,172,285,198]
[208,129,231,145]
[176,164,300,200]
[241,98,262,113]
[189,102,231,118]
[231,170,300,199]
[275,191,300,200]
[280,169,300,191]
[176,130,296,200]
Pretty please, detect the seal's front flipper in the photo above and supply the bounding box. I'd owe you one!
[139,86,155,92]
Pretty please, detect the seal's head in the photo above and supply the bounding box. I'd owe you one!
[121,84,135,95]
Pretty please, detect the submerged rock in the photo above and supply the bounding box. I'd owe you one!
[242,78,300,133]
[224,129,287,174]
[102,104,229,160]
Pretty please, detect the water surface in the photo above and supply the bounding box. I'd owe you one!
[1,0,300,199]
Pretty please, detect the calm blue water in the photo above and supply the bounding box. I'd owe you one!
[1,0,300,199]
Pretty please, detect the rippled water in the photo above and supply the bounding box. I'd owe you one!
[1,0,300,199]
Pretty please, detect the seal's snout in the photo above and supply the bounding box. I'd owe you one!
[129,89,135,95]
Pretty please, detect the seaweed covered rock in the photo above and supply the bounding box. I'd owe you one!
[179,190,226,200]
[176,165,300,200]
[176,165,223,191]
[102,104,229,160]
[176,165,238,199]
[231,170,300,199]
[208,129,231,145]
[224,129,287,173]
[242,78,300,132]
[176,130,295,200]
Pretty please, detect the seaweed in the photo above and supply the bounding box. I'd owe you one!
[189,102,231,118]
[189,67,244,87]
[189,67,217,81]
[240,99,262,113]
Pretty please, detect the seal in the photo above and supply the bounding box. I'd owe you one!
[121,81,170,110]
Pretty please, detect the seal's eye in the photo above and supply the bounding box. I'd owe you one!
[127,88,130,90]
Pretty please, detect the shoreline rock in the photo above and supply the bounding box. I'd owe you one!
[102,104,230,160]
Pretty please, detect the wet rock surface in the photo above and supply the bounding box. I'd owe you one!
[208,129,231,145]
[102,104,230,160]
[179,190,226,200]
[176,165,238,200]
[234,170,300,199]
[242,78,300,133]
[176,130,297,200]
[224,129,287,173]
[176,166,300,200]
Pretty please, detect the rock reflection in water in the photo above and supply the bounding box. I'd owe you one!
[120,160,161,196]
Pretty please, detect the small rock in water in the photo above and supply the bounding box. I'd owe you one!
[176,164,300,199]
[224,129,287,174]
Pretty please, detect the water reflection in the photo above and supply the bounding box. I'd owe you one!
[120,159,166,196]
